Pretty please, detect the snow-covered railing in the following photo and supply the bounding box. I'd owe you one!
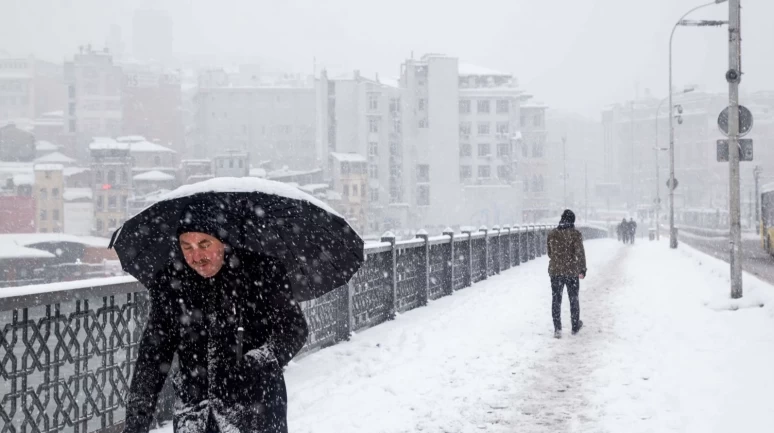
[0,224,608,433]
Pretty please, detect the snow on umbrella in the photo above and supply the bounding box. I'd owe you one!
[109,177,364,301]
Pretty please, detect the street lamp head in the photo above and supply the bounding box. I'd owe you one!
[683,87,696,94]
[715,0,728,4]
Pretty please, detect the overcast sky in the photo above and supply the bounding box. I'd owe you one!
[2,0,772,116]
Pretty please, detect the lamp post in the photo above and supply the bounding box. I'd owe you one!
[654,87,694,240]
[668,0,728,249]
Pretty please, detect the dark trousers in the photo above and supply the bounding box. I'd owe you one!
[550,276,580,331]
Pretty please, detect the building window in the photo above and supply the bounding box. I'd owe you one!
[97,195,104,211]
[417,185,430,206]
[39,188,48,201]
[496,100,509,114]
[496,122,509,135]
[523,177,529,192]
[478,143,491,157]
[96,219,104,232]
[68,85,75,98]
[459,122,471,136]
[460,165,472,180]
[532,138,545,158]
[229,159,234,168]
[53,209,60,221]
[238,159,243,168]
[52,188,59,198]
[107,170,116,185]
[109,196,117,209]
[369,164,378,179]
[343,184,350,197]
[368,142,378,157]
[459,100,471,114]
[353,184,358,197]
[122,196,128,210]
[520,115,526,127]
[120,170,127,185]
[109,218,117,229]
[361,184,366,198]
[478,166,491,179]
[477,100,490,114]
[460,143,472,157]
[522,142,528,158]
[418,98,426,111]
[533,115,542,127]
[389,98,400,113]
[341,162,351,175]
[417,164,430,182]
[369,118,379,133]
[477,122,490,135]
[69,119,76,132]
[497,143,511,157]
[68,102,75,116]
[154,155,161,166]
[45,170,51,179]
[368,93,379,110]
[497,165,511,181]
[40,209,47,221]
[369,187,379,202]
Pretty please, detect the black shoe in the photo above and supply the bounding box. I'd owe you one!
[572,321,583,335]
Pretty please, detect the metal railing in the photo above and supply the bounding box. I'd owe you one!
[0,224,608,433]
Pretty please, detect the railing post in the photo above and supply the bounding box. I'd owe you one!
[479,225,489,279]
[337,281,352,342]
[513,224,521,266]
[443,227,455,296]
[415,229,430,307]
[462,228,473,287]
[529,225,537,260]
[502,225,510,271]
[381,231,397,320]
[542,225,549,255]
[492,225,501,274]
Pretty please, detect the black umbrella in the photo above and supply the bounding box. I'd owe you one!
[109,177,364,301]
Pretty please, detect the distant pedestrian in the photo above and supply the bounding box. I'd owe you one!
[547,209,587,339]
[617,218,627,243]
[628,218,638,244]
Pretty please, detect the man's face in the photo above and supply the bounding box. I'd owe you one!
[179,232,225,278]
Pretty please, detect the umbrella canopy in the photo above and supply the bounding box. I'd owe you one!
[109,177,364,301]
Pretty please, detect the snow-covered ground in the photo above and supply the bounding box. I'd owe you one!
[151,239,774,433]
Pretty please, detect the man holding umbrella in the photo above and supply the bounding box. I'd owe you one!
[116,179,364,433]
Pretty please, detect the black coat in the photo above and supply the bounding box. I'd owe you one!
[123,251,309,433]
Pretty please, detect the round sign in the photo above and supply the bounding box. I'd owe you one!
[718,105,754,137]
[666,178,679,190]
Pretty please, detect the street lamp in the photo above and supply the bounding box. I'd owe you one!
[668,0,728,249]
[654,87,694,240]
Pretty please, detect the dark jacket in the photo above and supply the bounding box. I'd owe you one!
[547,227,587,277]
[124,251,309,433]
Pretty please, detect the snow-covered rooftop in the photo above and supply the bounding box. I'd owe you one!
[63,166,89,177]
[35,141,59,151]
[300,183,330,193]
[0,243,56,260]
[133,170,176,181]
[0,233,110,248]
[63,188,92,201]
[330,152,367,163]
[89,137,175,153]
[34,152,74,164]
[249,168,267,178]
[12,173,33,185]
[458,63,510,77]
[34,163,64,171]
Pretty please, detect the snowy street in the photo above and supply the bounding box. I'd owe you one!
[291,239,774,432]
[151,239,774,432]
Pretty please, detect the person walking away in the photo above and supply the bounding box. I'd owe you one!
[618,218,627,243]
[629,217,638,244]
[123,210,309,433]
[547,209,587,339]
